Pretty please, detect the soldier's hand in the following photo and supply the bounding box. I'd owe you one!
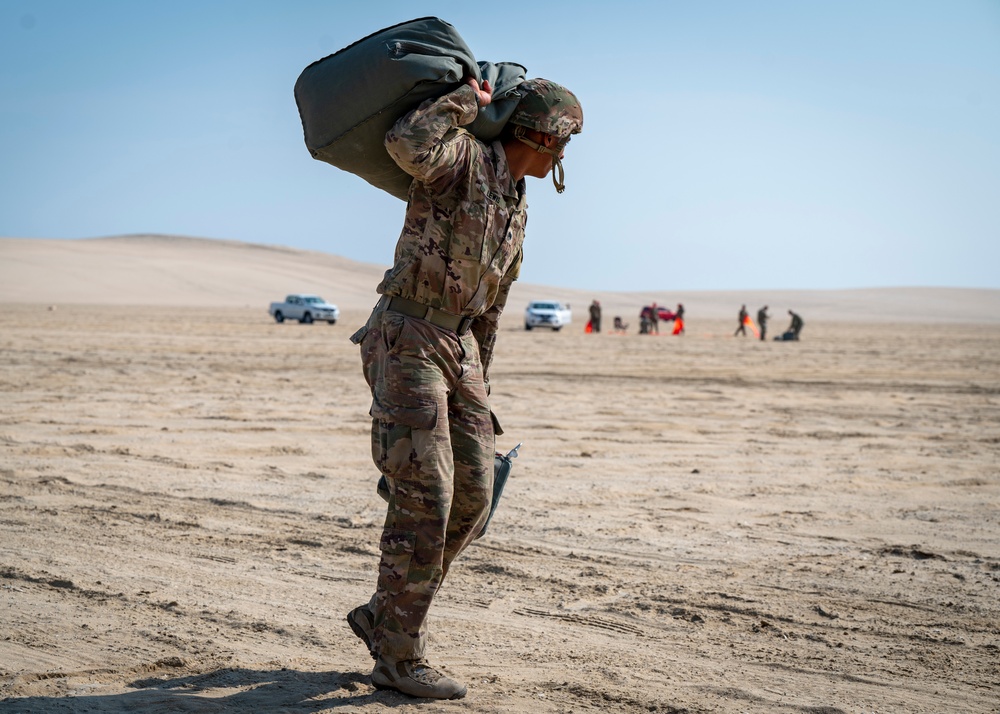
[465,77,493,108]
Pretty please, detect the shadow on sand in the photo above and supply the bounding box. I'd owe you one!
[0,666,419,713]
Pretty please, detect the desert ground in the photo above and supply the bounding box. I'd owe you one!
[1,237,998,713]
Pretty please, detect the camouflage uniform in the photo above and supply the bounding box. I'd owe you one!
[757,306,769,342]
[351,83,525,661]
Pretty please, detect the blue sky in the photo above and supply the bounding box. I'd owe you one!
[2,0,998,291]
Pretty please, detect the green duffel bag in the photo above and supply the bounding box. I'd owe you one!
[294,17,527,201]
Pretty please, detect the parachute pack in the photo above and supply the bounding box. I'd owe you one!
[294,17,527,201]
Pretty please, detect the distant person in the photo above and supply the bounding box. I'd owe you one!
[613,316,628,333]
[757,305,769,342]
[673,303,685,335]
[588,300,602,333]
[786,310,804,340]
[649,302,660,334]
[735,304,748,337]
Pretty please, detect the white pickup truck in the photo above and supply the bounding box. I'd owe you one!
[524,300,572,331]
[268,294,340,324]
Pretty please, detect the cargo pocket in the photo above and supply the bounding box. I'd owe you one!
[370,391,437,429]
[370,391,439,475]
[378,527,416,596]
[478,202,497,264]
[381,312,407,354]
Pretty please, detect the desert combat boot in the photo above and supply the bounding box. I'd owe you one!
[371,657,467,700]
[346,603,376,659]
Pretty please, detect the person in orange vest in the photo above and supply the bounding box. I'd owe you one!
[588,299,602,333]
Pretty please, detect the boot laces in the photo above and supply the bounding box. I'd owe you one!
[407,659,444,684]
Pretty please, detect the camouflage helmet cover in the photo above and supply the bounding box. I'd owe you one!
[508,79,583,139]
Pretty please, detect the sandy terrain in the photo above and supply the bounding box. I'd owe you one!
[3,235,1000,324]
[1,236,999,713]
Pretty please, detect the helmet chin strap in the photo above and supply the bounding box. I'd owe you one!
[513,126,567,193]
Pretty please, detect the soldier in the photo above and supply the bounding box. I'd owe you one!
[735,304,748,336]
[589,299,602,333]
[757,305,770,342]
[787,309,804,340]
[346,76,583,699]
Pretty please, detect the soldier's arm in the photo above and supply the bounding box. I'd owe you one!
[385,84,481,185]
[471,249,522,387]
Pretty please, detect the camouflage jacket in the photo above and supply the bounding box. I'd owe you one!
[380,83,526,381]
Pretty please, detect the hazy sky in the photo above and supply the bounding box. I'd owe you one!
[2,0,998,291]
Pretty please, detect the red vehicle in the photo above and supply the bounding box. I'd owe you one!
[640,305,676,322]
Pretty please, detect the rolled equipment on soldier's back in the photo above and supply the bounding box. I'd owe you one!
[294,16,527,201]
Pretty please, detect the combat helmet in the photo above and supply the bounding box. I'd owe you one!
[508,78,583,193]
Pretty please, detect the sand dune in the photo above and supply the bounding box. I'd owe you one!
[2,234,998,323]
[1,235,999,712]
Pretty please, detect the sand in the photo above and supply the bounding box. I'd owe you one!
[3,235,1000,324]
[1,236,998,713]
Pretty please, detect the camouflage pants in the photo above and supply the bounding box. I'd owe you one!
[358,309,494,660]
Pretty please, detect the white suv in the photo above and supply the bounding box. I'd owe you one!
[524,301,572,331]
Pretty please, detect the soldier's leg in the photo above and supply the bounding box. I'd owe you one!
[440,334,493,577]
[365,314,465,661]
[372,412,452,661]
